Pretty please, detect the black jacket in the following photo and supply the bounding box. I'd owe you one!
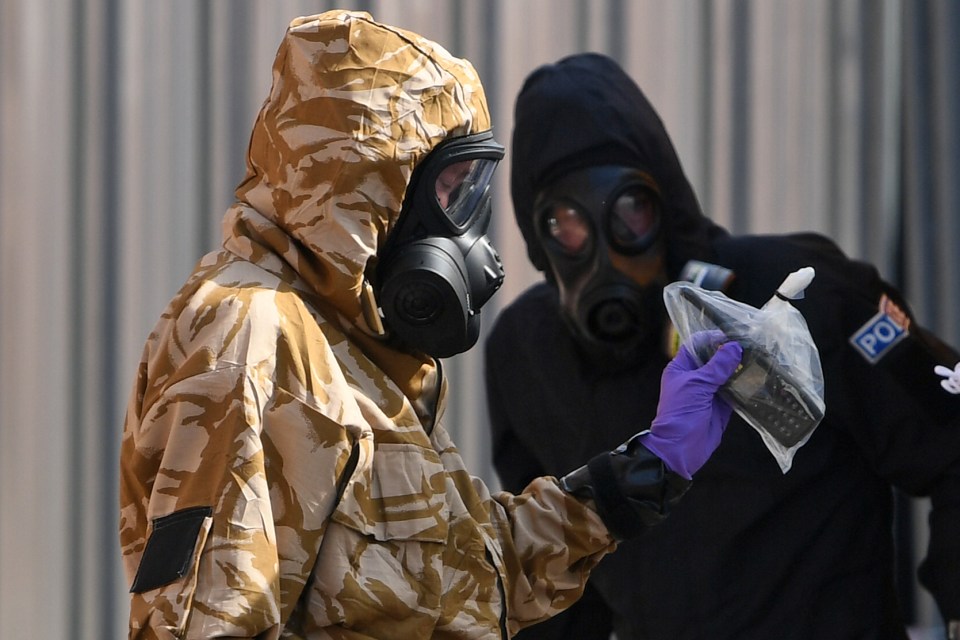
[488,52,960,639]
[487,233,960,639]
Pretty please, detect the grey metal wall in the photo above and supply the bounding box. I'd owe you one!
[0,1,956,637]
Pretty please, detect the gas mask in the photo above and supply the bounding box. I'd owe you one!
[376,130,506,358]
[534,165,666,363]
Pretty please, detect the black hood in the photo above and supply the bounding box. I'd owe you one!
[510,52,727,276]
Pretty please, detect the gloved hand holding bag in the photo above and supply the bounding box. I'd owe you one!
[639,338,743,479]
[560,338,742,539]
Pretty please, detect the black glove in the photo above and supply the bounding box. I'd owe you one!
[560,434,691,540]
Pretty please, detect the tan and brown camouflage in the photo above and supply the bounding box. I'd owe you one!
[119,10,615,639]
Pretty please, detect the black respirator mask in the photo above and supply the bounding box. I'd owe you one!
[534,165,666,363]
[376,131,505,358]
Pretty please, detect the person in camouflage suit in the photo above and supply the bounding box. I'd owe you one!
[118,11,742,639]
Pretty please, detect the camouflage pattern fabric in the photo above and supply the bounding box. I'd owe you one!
[119,11,615,639]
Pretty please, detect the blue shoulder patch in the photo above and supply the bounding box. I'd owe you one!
[850,309,909,363]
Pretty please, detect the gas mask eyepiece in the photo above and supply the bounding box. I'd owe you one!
[606,184,661,254]
[535,165,665,362]
[377,131,505,358]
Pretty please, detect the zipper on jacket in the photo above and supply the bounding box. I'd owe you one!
[334,441,360,505]
[485,546,509,638]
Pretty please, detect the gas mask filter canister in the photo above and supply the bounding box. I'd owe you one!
[376,131,506,358]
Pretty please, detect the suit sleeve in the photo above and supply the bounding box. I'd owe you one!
[825,248,960,621]
[484,477,616,636]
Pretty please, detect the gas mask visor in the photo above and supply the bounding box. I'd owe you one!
[377,131,505,358]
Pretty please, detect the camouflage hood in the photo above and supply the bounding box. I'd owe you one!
[223,10,492,338]
[510,53,726,278]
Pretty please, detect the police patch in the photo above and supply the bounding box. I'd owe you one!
[850,295,910,363]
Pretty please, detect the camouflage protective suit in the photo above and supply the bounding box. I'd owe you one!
[119,11,614,639]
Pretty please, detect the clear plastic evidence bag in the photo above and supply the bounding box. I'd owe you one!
[663,267,826,473]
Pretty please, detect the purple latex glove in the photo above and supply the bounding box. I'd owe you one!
[639,340,743,479]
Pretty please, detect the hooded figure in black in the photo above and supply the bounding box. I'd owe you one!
[485,52,960,639]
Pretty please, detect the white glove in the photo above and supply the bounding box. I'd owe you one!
[934,362,960,395]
